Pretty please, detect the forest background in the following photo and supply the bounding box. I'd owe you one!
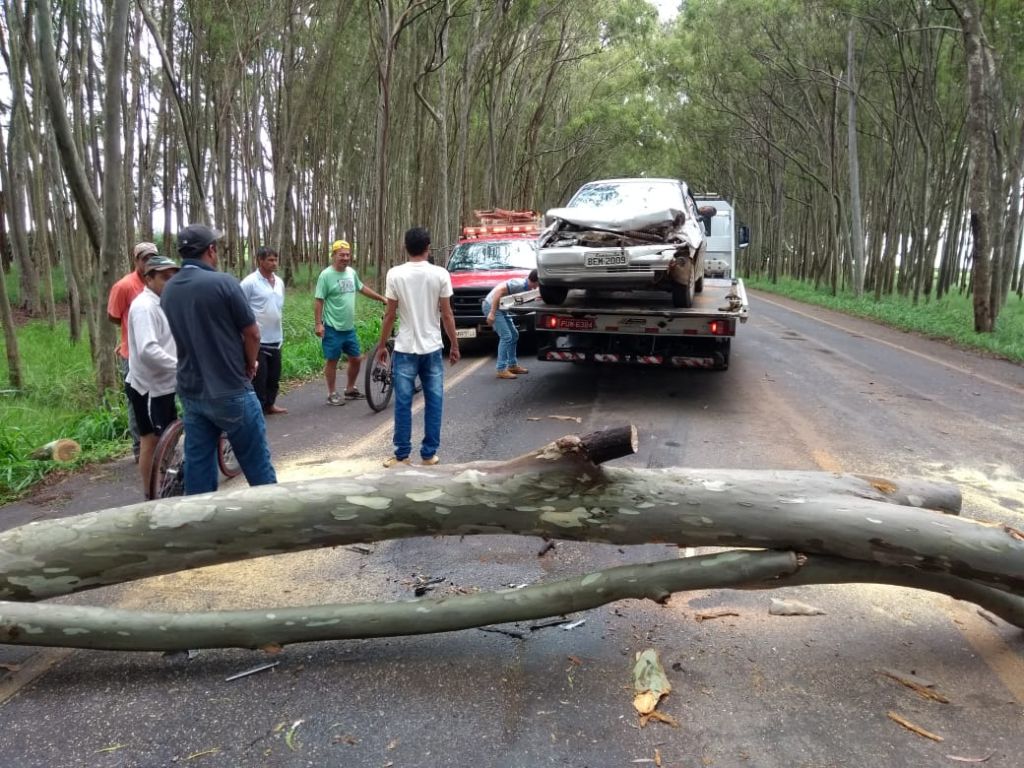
[0,0,1022,496]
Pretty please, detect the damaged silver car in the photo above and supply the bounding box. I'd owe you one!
[536,178,713,308]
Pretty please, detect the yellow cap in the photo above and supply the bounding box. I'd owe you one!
[332,239,351,252]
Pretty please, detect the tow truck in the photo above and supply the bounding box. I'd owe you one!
[503,199,749,370]
[445,210,540,343]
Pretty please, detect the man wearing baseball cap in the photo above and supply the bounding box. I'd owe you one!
[107,241,158,461]
[125,255,179,498]
[314,238,386,405]
[161,224,277,494]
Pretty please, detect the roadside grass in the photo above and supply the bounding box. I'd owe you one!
[0,288,383,502]
[746,276,1024,364]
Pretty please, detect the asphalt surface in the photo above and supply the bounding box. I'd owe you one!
[1,291,1023,768]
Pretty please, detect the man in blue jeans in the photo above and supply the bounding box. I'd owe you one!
[482,268,539,380]
[378,227,460,467]
[161,223,277,494]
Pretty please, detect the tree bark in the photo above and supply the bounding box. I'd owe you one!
[0,551,800,651]
[34,0,103,252]
[6,427,1017,607]
[95,0,132,395]
[2,548,1023,652]
[952,0,994,332]
[846,23,865,297]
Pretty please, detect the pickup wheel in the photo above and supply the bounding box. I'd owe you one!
[671,281,693,309]
[539,285,568,305]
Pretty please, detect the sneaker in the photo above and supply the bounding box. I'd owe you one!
[327,392,345,406]
[496,370,518,380]
[508,365,529,374]
[344,389,365,400]
[420,455,440,466]
[383,456,411,468]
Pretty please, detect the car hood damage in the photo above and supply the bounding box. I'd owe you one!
[541,204,704,250]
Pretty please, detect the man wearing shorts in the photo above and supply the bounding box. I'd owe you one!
[125,255,179,498]
[108,241,157,460]
[314,239,385,405]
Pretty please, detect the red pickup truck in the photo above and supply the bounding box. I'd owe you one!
[445,210,539,342]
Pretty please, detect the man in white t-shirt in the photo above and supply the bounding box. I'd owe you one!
[378,227,460,467]
[240,246,287,415]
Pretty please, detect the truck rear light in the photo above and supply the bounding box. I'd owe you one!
[708,320,733,336]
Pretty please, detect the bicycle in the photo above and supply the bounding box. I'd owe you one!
[364,337,395,412]
[148,420,242,499]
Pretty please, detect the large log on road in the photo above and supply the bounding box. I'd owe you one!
[2,426,1018,604]
[2,551,1023,651]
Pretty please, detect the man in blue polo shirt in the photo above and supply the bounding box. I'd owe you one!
[161,223,277,494]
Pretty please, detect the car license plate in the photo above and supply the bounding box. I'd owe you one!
[456,328,477,339]
[552,316,595,331]
[584,252,627,268]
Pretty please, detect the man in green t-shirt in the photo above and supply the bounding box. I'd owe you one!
[314,239,386,405]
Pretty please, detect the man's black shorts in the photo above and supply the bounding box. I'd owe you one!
[126,386,177,436]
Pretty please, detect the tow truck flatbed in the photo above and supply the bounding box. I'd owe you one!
[503,278,747,370]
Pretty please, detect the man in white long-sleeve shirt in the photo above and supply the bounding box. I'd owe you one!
[126,254,180,498]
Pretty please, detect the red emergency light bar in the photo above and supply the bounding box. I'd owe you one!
[462,223,540,238]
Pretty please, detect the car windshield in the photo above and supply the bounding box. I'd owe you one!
[568,181,684,210]
[446,240,537,271]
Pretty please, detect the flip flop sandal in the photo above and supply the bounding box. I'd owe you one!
[344,389,366,400]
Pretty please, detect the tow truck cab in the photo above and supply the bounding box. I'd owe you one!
[693,195,750,279]
[445,210,540,342]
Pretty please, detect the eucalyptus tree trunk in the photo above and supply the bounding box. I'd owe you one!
[2,0,40,315]
[267,1,350,255]
[34,0,103,252]
[136,0,206,214]
[5,549,1024,652]
[952,0,994,332]
[5,427,1008,604]
[45,136,84,344]
[1,426,1022,654]
[0,180,23,387]
[453,0,499,226]
[21,0,58,327]
[412,0,452,244]
[846,24,865,297]
[92,0,133,395]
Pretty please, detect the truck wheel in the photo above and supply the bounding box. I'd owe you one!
[540,285,568,305]
[671,281,693,308]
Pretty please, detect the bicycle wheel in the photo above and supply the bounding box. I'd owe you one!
[365,338,395,412]
[217,434,242,478]
[149,419,186,499]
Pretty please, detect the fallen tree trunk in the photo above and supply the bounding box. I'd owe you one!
[1,550,1021,652]
[2,426,1018,603]
[28,438,81,462]
[0,551,798,650]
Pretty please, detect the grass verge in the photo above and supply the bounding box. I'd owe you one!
[746,276,1024,364]
[0,289,383,502]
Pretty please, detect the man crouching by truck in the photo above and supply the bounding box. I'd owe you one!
[482,269,539,380]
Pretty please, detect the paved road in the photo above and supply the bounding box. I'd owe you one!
[2,291,1022,767]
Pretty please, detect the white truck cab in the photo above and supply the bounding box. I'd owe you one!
[693,195,750,279]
